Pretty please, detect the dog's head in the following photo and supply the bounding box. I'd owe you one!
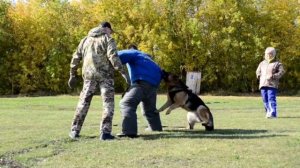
[161,70,181,87]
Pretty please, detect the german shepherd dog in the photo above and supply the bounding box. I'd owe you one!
[156,71,214,131]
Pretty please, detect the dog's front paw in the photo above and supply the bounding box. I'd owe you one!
[165,111,171,115]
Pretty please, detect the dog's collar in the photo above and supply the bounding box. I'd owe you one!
[168,85,193,103]
[169,86,186,93]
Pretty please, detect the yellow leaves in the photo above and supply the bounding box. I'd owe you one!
[222,26,235,34]
[123,25,135,39]
[0,0,299,94]
[167,42,174,50]
[210,31,218,38]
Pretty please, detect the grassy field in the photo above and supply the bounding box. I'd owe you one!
[0,95,299,168]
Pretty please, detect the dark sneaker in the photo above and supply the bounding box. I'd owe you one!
[69,131,79,140]
[100,133,115,141]
[116,133,138,138]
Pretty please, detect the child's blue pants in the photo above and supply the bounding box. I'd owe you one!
[260,87,277,117]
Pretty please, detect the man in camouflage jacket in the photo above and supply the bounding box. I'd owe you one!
[68,22,130,140]
[256,47,285,118]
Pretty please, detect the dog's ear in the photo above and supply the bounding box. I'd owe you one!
[161,69,169,80]
[170,74,179,80]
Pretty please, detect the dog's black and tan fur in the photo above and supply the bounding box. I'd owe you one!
[156,71,214,131]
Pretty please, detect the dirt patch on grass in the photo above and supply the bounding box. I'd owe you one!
[0,158,24,168]
[0,138,70,168]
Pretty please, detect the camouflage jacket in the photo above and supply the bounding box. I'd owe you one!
[256,60,285,89]
[70,27,125,80]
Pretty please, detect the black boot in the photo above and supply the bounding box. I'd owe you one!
[100,133,115,140]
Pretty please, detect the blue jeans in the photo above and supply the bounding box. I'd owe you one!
[260,87,277,117]
[120,81,162,135]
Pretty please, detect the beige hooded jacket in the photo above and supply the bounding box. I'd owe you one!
[256,54,285,89]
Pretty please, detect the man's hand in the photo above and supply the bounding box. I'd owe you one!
[68,75,78,89]
[122,74,131,85]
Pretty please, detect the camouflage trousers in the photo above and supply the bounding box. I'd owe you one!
[71,79,115,134]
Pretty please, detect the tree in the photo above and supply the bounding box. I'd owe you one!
[0,0,299,95]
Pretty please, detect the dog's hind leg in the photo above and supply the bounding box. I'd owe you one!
[187,112,199,129]
[188,123,195,130]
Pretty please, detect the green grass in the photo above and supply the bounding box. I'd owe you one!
[0,95,300,168]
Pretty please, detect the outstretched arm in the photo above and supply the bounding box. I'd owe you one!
[70,37,86,76]
[106,37,130,83]
[106,37,125,72]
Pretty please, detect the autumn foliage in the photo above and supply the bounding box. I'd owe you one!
[0,0,299,95]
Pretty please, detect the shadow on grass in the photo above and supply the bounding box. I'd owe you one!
[140,128,286,140]
[79,135,98,139]
[206,101,229,104]
[278,116,300,119]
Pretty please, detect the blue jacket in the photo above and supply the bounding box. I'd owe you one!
[117,49,162,87]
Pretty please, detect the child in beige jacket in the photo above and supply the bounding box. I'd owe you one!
[256,47,285,118]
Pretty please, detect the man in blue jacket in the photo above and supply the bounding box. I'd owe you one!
[117,45,164,138]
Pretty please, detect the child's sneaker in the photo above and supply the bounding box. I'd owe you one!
[265,112,271,118]
[266,114,277,119]
[266,112,277,119]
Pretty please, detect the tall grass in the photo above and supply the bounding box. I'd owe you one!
[0,95,299,168]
